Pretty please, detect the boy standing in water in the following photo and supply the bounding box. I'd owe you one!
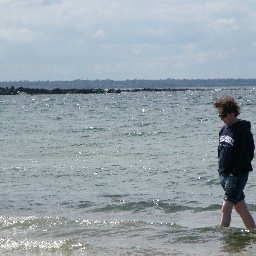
[214,97,256,228]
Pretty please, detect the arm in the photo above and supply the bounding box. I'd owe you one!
[232,129,255,176]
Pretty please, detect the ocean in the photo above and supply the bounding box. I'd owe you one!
[0,86,256,255]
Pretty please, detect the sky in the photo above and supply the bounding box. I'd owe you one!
[0,0,256,81]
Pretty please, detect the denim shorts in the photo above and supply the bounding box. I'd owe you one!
[219,173,248,204]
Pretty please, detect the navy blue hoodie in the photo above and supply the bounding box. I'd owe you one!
[218,120,255,176]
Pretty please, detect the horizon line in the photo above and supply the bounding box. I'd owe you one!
[1,78,256,83]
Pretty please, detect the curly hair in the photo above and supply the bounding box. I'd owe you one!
[213,96,241,116]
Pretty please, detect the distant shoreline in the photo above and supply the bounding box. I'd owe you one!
[0,87,206,95]
[0,78,255,95]
[0,86,252,95]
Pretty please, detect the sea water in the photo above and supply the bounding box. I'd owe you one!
[0,87,256,255]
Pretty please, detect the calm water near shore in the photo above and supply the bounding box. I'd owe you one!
[0,87,256,255]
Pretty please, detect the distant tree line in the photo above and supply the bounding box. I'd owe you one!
[0,79,255,95]
[0,78,256,90]
[0,86,212,95]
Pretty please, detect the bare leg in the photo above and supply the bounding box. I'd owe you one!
[234,199,256,229]
[220,200,234,227]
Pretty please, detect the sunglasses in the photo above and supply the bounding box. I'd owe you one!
[218,112,228,118]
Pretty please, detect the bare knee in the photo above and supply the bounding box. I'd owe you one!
[222,200,234,213]
[234,199,248,215]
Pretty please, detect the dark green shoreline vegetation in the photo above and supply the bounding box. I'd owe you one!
[0,78,255,95]
[0,87,210,95]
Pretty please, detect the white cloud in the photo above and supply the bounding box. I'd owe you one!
[0,0,256,80]
[211,18,238,31]
[92,30,105,39]
[0,28,35,42]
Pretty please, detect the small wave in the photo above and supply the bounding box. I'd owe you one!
[92,201,153,213]
[193,204,221,212]
[76,218,183,230]
[0,237,91,253]
[125,131,153,137]
[101,194,131,198]
[89,199,222,215]
[0,237,65,251]
[0,216,67,230]
[84,127,106,131]
[91,200,194,213]
[58,200,94,209]
[79,219,145,227]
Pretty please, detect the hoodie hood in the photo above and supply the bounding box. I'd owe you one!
[236,119,251,131]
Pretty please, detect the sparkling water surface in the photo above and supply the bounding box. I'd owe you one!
[1,87,256,255]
